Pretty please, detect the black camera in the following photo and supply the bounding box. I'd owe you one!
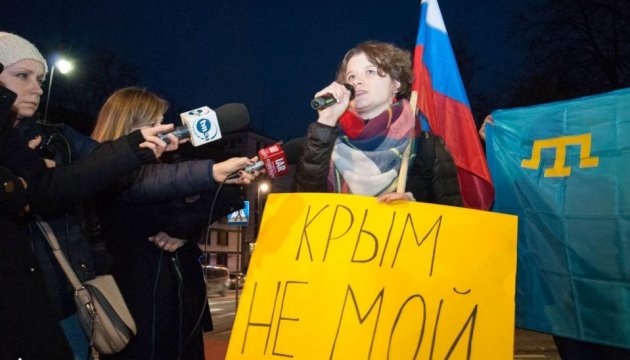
[37,131,72,165]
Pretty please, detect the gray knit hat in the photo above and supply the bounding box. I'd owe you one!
[0,32,48,74]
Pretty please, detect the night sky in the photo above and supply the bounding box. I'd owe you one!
[1,0,528,141]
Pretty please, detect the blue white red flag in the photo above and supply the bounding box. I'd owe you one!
[412,0,494,209]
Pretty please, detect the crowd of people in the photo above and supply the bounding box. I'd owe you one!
[1,30,627,360]
[0,32,258,360]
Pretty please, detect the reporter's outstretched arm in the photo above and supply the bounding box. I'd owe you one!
[213,156,259,184]
[118,160,217,203]
[25,126,175,213]
[118,154,259,203]
[138,124,177,159]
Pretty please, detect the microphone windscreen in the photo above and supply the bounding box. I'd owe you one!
[214,103,250,133]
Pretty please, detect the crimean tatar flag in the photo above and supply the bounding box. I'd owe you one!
[487,87,630,349]
[412,0,494,209]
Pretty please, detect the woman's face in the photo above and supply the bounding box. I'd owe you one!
[0,59,45,119]
[344,52,400,119]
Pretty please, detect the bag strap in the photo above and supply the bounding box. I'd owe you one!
[35,216,84,291]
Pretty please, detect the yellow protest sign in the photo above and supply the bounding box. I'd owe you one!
[227,193,518,359]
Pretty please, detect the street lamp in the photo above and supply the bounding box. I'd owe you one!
[255,181,270,240]
[43,58,74,123]
[257,182,270,205]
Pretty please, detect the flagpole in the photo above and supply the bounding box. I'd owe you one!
[396,91,418,193]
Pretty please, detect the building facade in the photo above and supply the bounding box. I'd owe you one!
[196,129,295,273]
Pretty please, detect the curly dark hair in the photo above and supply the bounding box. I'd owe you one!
[336,41,414,99]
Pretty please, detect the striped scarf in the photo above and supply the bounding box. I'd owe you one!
[328,99,417,195]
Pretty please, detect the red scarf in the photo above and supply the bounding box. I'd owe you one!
[328,100,417,195]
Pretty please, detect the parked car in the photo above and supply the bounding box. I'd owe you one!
[229,272,246,289]
[202,265,229,297]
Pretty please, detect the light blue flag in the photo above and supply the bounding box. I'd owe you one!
[487,87,630,349]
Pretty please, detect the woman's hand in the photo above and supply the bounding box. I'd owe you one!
[27,135,56,168]
[27,135,42,150]
[315,82,352,127]
[148,231,187,252]
[376,191,416,203]
[139,124,177,158]
[213,156,260,184]
[479,115,494,141]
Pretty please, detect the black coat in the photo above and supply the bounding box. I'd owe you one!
[0,86,156,359]
[293,121,462,206]
[97,164,244,360]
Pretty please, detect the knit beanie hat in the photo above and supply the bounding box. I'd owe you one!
[0,32,48,74]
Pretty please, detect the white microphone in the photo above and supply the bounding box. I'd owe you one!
[160,103,250,147]
[160,106,221,146]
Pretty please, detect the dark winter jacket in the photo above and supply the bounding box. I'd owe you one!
[293,121,462,206]
[16,117,97,164]
[14,118,99,319]
[0,84,156,360]
[118,159,218,203]
[97,160,244,360]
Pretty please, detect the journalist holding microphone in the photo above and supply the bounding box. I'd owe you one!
[294,41,461,205]
[90,87,259,360]
[0,31,186,360]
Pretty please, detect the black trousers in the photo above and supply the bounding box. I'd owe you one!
[554,336,630,360]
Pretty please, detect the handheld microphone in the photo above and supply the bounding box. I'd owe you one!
[226,142,290,181]
[224,137,306,181]
[160,103,249,146]
[310,83,355,110]
[244,142,289,179]
[160,106,221,146]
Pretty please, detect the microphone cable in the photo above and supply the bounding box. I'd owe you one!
[171,253,185,356]
[151,250,186,360]
[150,250,165,360]
[177,175,231,360]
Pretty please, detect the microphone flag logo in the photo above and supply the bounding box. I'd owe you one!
[181,106,222,146]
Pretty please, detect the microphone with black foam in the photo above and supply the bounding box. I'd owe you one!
[160,103,249,146]
[310,83,355,110]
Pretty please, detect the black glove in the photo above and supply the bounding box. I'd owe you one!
[0,166,29,215]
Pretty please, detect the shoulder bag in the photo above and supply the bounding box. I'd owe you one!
[36,218,137,355]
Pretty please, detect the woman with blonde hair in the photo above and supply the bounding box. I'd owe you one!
[92,87,169,142]
[91,87,257,360]
[94,87,256,202]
